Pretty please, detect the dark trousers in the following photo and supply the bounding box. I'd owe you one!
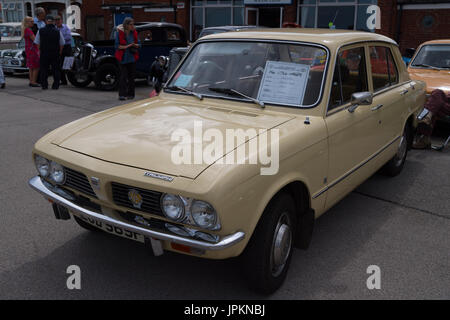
[119,63,136,98]
[60,44,72,84]
[40,54,61,89]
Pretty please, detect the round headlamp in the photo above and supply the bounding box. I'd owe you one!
[161,193,185,221]
[49,161,65,184]
[191,200,217,230]
[34,155,50,177]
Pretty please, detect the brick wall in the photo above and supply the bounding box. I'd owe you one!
[398,8,450,52]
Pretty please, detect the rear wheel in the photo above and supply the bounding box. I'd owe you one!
[383,124,410,176]
[242,193,296,294]
[94,63,119,91]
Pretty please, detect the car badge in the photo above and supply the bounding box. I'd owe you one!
[90,177,100,189]
[144,171,174,182]
[128,189,143,209]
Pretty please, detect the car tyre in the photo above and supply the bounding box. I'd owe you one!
[73,215,100,232]
[383,124,411,177]
[242,192,296,294]
[94,63,119,91]
[67,72,92,88]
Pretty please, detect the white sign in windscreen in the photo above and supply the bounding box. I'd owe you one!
[257,61,310,107]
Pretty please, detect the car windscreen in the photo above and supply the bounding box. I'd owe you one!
[166,41,328,108]
[411,44,450,69]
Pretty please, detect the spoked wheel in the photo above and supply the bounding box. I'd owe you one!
[67,72,92,88]
[94,63,119,91]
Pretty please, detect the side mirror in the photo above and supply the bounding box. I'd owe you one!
[348,92,373,113]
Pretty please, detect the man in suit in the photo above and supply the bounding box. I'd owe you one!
[35,15,64,90]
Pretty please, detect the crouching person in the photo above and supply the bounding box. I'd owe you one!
[413,89,450,149]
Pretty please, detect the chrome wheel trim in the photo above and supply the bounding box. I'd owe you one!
[394,133,407,167]
[270,211,292,278]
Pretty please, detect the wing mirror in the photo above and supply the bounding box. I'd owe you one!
[348,92,373,113]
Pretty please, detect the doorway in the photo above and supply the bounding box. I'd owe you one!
[258,7,283,28]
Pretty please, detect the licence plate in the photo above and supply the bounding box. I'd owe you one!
[72,211,145,243]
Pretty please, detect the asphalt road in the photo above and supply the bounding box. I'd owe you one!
[0,75,449,300]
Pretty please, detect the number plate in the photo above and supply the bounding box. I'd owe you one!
[72,211,145,243]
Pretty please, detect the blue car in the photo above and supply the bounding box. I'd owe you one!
[68,22,187,90]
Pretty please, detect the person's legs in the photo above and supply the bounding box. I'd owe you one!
[51,56,61,89]
[60,45,71,85]
[33,68,40,85]
[40,56,49,89]
[0,65,5,88]
[118,63,128,99]
[127,63,136,99]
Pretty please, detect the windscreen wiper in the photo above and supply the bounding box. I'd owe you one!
[208,87,265,108]
[166,86,203,100]
[413,63,441,70]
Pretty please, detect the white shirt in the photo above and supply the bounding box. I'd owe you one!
[34,29,65,46]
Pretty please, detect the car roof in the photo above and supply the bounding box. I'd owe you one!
[136,22,183,30]
[201,28,397,49]
[202,25,258,31]
[419,39,450,46]
[0,22,21,27]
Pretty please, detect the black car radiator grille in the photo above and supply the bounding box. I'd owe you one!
[111,182,163,216]
[63,167,97,198]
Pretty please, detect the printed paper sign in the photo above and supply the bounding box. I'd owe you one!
[174,74,193,87]
[62,56,74,70]
[257,61,310,107]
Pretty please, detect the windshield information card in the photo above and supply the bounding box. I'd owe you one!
[257,61,310,107]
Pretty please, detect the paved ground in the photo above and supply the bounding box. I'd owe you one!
[0,75,449,299]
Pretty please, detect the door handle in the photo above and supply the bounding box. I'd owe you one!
[371,104,383,111]
[401,89,409,95]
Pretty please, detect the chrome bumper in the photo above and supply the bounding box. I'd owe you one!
[28,176,245,251]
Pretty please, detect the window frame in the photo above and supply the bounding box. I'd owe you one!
[326,43,369,114]
[368,45,399,93]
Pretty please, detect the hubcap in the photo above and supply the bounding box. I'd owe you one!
[395,134,407,167]
[270,212,292,277]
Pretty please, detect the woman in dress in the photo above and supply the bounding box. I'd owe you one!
[22,16,40,87]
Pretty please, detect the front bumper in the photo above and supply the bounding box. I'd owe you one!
[28,176,245,252]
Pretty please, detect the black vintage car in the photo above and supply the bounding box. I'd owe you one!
[68,22,187,90]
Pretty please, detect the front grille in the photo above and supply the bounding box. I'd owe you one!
[64,167,97,198]
[111,182,163,216]
[80,45,92,70]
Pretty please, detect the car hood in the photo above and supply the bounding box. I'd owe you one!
[0,48,22,57]
[53,98,294,179]
[408,68,450,94]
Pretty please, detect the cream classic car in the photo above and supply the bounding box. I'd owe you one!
[29,29,425,293]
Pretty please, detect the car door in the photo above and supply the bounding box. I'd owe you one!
[323,44,384,210]
[368,44,409,146]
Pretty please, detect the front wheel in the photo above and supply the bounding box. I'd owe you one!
[383,125,410,176]
[67,72,92,88]
[94,63,119,91]
[242,193,296,294]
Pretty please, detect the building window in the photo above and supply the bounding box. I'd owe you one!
[298,0,378,32]
[3,2,24,22]
[191,0,245,40]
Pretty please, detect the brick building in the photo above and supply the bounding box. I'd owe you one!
[8,0,445,54]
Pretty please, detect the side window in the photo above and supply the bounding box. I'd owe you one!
[139,30,153,43]
[369,46,399,92]
[166,29,181,41]
[328,47,368,110]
